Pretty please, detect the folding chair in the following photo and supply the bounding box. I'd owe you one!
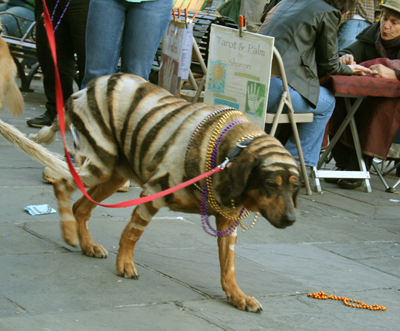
[371,128,400,193]
[265,47,314,195]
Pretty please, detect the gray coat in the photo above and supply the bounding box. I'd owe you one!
[258,0,353,108]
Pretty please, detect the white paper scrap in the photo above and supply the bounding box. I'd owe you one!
[25,204,57,215]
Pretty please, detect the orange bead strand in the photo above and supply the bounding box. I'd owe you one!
[307,291,386,311]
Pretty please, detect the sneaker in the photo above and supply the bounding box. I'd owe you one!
[27,114,53,128]
[337,178,362,189]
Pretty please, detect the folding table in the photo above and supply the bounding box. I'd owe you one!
[313,75,400,193]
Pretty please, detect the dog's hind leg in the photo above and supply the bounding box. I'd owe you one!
[53,179,79,247]
[116,200,160,279]
[71,171,128,258]
[216,215,263,313]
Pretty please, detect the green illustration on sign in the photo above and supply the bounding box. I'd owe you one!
[245,81,265,117]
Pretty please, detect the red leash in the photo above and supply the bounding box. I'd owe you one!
[41,1,222,208]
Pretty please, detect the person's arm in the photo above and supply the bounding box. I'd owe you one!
[315,11,353,77]
[370,64,399,79]
[338,40,368,64]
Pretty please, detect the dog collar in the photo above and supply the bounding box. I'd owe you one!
[220,138,254,170]
[219,134,262,169]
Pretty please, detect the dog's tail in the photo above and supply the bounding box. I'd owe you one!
[28,119,60,145]
[0,119,72,179]
[4,75,24,118]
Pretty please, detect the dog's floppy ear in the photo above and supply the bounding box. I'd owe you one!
[228,154,260,198]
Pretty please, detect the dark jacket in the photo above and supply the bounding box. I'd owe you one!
[339,22,400,62]
[258,0,352,108]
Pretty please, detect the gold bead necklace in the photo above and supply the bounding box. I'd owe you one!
[204,110,251,221]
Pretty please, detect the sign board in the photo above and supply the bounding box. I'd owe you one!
[159,19,193,96]
[173,0,206,10]
[204,24,274,128]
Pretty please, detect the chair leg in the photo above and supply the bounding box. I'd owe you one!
[372,161,396,193]
[270,93,286,136]
[287,113,312,195]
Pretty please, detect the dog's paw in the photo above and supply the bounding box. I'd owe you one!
[228,295,263,313]
[61,220,78,247]
[63,237,78,247]
[116,260,139,279]
[82,244,108,258]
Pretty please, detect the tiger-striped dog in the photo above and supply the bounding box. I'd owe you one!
[13,73,301,312]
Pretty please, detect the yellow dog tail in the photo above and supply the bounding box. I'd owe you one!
[4,75,24,118]
[0,119,72,179]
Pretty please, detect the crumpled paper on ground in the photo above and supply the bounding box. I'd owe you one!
[24,204,57,216]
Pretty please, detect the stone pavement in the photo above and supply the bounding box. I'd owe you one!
[0,79,399,331]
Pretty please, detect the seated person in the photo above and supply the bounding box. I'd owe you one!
[257,0,371,172]
[328,0,400,189]
[0,0,34,38]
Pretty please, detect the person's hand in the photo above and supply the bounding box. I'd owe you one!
[369,64,398,79]
[339,53,356,65]
[348,64,372,76]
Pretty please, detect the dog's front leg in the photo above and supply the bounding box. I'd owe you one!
[72,174,127,258]
[216,215,262,312]
[116,201,159,279]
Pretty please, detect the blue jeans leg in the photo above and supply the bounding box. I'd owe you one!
[0,6,34,37]
[337,19,372,50]
[121,0,173,79]
[82,0,172,88]
[267,77,336,167]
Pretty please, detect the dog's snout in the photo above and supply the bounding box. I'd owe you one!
[282,214,295,227]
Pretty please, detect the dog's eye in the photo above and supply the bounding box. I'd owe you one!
[292,182,300,190]
[265,180,278,190]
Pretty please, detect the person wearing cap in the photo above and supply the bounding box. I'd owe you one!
[327,0,400,189]
[339,0,400,78]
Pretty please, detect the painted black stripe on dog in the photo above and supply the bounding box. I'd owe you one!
[68,109,117,164]
[127,102,187,178]
[140,103,206,175]
[120,85,183,151]
[138,103,211,177]
[85,78,114,141]
[108,74,148,143]
[145,103,216,176]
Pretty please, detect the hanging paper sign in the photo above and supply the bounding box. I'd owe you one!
[159,19,193,96]
[204,24,274,128]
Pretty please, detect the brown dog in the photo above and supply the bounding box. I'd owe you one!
[0,33,24,117]
[1,73,300,312]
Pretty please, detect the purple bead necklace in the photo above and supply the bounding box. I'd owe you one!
[200,120,247,237]
[50,0,71,32]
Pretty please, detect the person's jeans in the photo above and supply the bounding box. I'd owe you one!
[34,0,90,119]
[82,0,173,88]
[0,5,34,37]
[266,77,336,167]
[337,19,371,50]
